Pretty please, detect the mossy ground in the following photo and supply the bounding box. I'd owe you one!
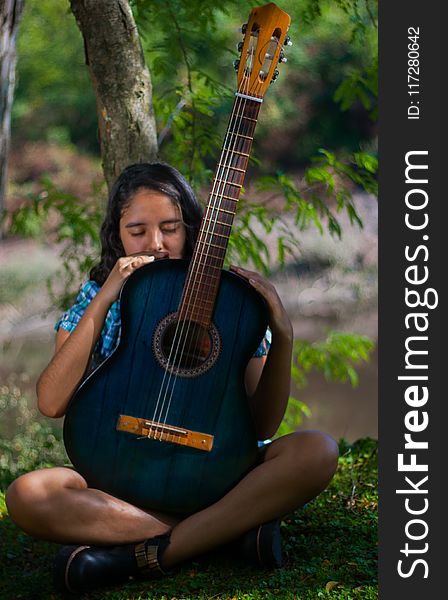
[0,438,377,600]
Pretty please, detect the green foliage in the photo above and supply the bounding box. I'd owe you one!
[13,0,98,151]
[292,332,374,388]
[0,384,69,490]
[131,0,378,174]
[276,333,374,435]
[8,178,103,310]
[304,0,378,123]
[0,436,378,598]
[276,396,312,438]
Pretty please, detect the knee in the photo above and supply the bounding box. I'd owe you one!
[287,430,339,480]
[5,469,61,537]
[5,471,52,528]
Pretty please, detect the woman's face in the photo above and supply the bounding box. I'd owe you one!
[119,188,187,258]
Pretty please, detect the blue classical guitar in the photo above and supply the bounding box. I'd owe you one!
[64,2,291,514]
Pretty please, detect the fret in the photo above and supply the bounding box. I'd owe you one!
[207,192,238,206]
[197,252,224,263]
[184,274,217,288]
[202,217,232,228]
[215,179,242,188]
[218,153,248,171]
[198,231,228,240]
[216,163,246,173]
[207,240,228,250]
[183,295,215,306]
[186,279,218,291]
[193,262,221,272]
[223,138,252,153]
[222,148,250,157]
[198,238,227,249]
[196,240,226,253]
[231,133,253,141]
[228,124,256,139]
[206,205,236,215]
[208,195,238,205]
[205,204,237,217]
[199,225,230,238]
[231,114,257,128]
[213,171,244,186]
[183,288,218,302]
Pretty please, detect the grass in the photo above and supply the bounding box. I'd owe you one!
[0,431,377,600]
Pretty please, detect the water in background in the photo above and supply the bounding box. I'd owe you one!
[1,322,377,443]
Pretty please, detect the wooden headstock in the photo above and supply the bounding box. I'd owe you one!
[235,3,291,99]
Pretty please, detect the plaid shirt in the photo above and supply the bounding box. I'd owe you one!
[55,280,271,366]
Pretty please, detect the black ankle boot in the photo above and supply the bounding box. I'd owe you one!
[238,519,284,568]
[53,534,171,594]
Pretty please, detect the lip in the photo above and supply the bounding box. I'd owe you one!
[154,251,169,260]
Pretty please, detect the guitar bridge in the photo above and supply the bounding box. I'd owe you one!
[116,414,214,452]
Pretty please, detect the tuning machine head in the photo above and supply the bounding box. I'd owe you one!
[239,23,247,34]
[270,68,280,84]
[233,59,240,71]
[284,34,292,46]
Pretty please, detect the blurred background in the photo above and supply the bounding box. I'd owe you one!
[1,0,378,455]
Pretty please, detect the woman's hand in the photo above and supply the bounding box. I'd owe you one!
[229,265,293,342]
[99,254,156,305]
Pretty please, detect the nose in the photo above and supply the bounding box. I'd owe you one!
[146,228,163,254]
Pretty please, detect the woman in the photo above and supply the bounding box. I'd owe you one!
[5,162,339,593]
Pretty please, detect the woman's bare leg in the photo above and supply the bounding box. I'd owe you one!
[6,430,338,566]
[163,430,338,567]
[5,467,180,544]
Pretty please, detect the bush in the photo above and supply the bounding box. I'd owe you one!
[0,383,68,490]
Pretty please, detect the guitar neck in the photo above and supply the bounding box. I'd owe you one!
[178,95,262,326]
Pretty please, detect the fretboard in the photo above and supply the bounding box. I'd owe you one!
[178,96,262,327]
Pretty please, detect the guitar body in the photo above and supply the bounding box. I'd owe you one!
[64,259,268,514]
[64,2,291,517]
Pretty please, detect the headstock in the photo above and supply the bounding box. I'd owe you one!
[234,3,291,99]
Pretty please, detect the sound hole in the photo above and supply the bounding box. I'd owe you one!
[153,313,220,377]
[161,320,211,369]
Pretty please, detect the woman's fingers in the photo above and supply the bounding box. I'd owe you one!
[118,255,155,276]
[230,266,275,298]
[230,265,293,340]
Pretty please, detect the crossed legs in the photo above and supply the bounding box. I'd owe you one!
[6,430,338,568]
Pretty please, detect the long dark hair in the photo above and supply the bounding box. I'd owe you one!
[90,162,203,285]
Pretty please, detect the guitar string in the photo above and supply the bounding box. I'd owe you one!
[150,33,275,438]
[174,80,264,388]
[172,44,267,398]
[155,39,270,435]
[154,44,260,433]
[149,59,255,436]
[147,68,253,437]
[152,77,253,435]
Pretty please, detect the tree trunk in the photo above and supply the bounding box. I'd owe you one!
[69,0,158,192]
[0,0,24,230]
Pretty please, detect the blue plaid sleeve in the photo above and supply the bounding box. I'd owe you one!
[54,281,100,334]
[253,328,272,358]
[54,281,121,364]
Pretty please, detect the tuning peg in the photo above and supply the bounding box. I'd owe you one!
[270,69,280,84]
[284,35,292,46]
[239,23,247,34]
[279,51,287,63]
[233,59,240,71]
[237,41,244,52]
